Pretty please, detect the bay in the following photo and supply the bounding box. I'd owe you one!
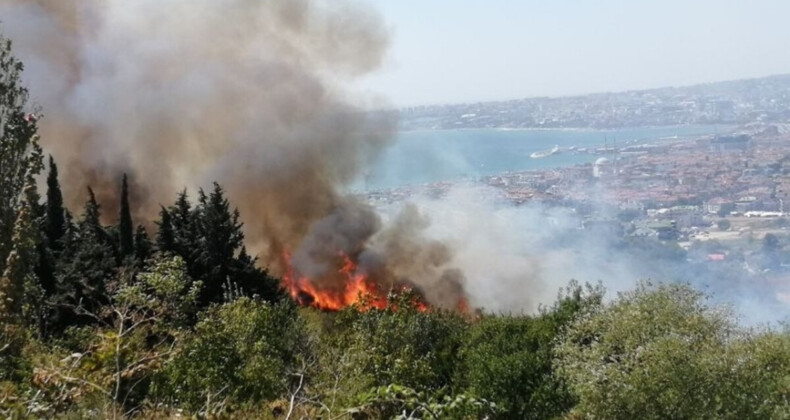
[356,125,729,190]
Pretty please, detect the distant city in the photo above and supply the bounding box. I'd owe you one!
[399,74,790,130]
[361,75,790,309]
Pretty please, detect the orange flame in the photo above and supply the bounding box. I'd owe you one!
[281,251,471,313]
[282,251,389,311]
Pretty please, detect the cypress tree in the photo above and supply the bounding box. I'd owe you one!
[133,225,153,263]
[156,206,175,253]
[83,188,101,229]
[119,173,134,258]
[44,155,66,253]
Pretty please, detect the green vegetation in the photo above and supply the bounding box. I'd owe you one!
[555,282,790,419]
[1,29,790,420]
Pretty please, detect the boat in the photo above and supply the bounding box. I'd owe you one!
[530,145,560,159]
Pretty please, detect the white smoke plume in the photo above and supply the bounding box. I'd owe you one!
[384,185,790,323]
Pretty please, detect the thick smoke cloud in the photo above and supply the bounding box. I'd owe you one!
[0,0,471,304]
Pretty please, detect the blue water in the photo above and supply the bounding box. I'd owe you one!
[356,125,728,190]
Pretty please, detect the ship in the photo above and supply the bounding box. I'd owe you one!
[530,145,560,159]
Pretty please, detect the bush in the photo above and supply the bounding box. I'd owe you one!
[342,292,467,394]
[456,282,601,419]
[555,281,790,419]
[153,297,305,412]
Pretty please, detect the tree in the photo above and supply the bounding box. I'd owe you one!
[193,183,244,305]
[229,246,283,302]
[155,206,175,253]
[0,150,43,386]
[170,189,198,259]
[553,282,788,420]
[44,156,66,251]
[32,155,67,302]
[51,188,118,331]
[153,297,305,412]
[717,219,731,231]
[36,255,200,413]
[118,174,134,258]
[0,35,41,275]
[0,151,43,323]
[133,225,153,263]
[154,184,280,306]
[456,281,601,419]
[342,292,466,394]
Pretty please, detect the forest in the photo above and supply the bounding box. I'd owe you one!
[1,33,790,420]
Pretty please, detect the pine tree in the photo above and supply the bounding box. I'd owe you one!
[154,184,281,307]
[52,188,118,331]
[119,174,134,258]
[194,183,244,305]
[171,189,198,259]
[44,155,66,253]
[230,246,283,302]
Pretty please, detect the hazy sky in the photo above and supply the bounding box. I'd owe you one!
[356,0,790,107]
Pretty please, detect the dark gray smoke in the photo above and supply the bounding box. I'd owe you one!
[0,0,467,307]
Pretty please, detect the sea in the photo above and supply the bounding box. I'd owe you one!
[355,125,730,190]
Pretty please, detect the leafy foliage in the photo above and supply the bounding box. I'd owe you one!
[0,36,41,274]
[555,281,790,419]
[153,297,305,412]
[1,31,789,419]
[342,291,466,393]
[455,282,602,419]
[351,384,498,420]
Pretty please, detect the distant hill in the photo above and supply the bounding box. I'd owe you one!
[399,74,790,130]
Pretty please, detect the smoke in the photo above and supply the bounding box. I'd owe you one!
[376,187,633,313]
[0,0,476,307]
[384,185,790,324]
[5,1,787,320]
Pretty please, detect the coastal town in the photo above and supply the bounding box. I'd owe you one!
[361,121,790,300]
[400,74,790,130]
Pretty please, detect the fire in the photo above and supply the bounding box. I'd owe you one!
[281,251,468,313]
[282,251,390,311]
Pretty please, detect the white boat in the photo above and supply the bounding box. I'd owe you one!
[530,145,560,159]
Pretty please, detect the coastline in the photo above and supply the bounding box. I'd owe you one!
[395,123,735,135]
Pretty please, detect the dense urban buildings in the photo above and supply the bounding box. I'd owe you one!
[400,74,790,130]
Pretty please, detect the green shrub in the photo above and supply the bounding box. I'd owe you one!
[153,297,305,412]
[457,282,601,419]
[555,281,790,419]
[343,292,467,393]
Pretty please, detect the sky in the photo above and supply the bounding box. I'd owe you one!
[356,0,790,107]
